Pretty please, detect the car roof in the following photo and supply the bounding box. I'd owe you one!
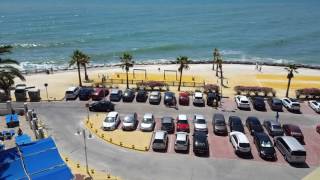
[67,86,77,91]
[237,95,248,100]
[283,124,300,131]
[144,113,153,119]
[165,91,174,95]
[154,131,166,139]
[179,92,189,96]
[194,92,203,97]
[278,136,305,151]
[111,89,120,94]
[194,114,205,120]
[150,91,159,95]
[230,131,249,143]
[268,120,281,126]
[272,98,281,102]
[107,111,118,117]
[162,117,173,123]
[254,132,270,141]
[178,114,187,120]
[176,132,188,141]
[124,113,135,120]
[213,113,225,120]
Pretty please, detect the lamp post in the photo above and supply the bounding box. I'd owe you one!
[75,128,92,176]
[85,103,90,121]
[217,79,223,106]
[44,83,49,101]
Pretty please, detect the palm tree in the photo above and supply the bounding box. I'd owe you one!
[69,50,83,87]
[217,56,224,85]
[0,45,25,100]
[177,56,190,91]
[212,48,219,70]
[285,64,298,97]
[120,52,134,89]
[80,53,90,81]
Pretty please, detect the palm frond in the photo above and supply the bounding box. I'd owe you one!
[0,59,20,65]
[0,45,13,54]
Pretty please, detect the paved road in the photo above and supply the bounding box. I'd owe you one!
[30,100,319,180]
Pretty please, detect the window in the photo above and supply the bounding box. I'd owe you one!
[292,151,306,156]
[239,143,250,148]
[233,135,238,144]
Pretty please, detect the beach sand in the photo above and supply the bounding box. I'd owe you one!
[13,64,320,100]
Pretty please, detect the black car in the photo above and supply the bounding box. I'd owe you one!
[89,100,115,112]
[109,89,122,102]
[78,87,94,101]
[136,90,148,102]
[122,89,135,102]
[268,98,283,111]
[212,113,227,135]
[253,132,276,160]
[193,132,209,155]
[228,116,244,133]
[252,97,266,111]
[207,92,219,106]
[246,117,264,135]
[164,92,176,106]
[161,116,175,134]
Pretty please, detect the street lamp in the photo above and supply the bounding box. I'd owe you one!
[44,83,49,101]
[85,103,90,121]
[75,128,92,176]
[217,79,223,106]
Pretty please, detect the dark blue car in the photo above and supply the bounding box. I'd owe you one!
[79,87,94,101]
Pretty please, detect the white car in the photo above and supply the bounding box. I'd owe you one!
[235,95,250,109]
[65,86,80,100]
[282,98,300,111]
[174,132,189,151]
[102,111,120,131]
[193,114,208,133]
[193,92,205,106]
[308,100,320,113]
[229,131,251,155]
[140,113,155,132]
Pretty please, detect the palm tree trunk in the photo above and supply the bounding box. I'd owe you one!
[126,70,129,89]
[219,64,223,86]
[216,63,219,77]
[84,64,89,81]
[178,70,183,91]
[212,61,215,70]
[286,77,292,97]
[77,62,82,87]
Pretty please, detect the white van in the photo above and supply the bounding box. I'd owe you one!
[274,136,306,163]
[65,87,80,100]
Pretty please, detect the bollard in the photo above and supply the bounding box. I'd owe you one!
[145,147,148,151]
[77,163,80,168]
[107,173,111,179]
[95,129,98,133]
[101,134,104,138]
[120,142,122,146]
[109,138,112,142]
[65,157,69,162]
[91,169,94,174]
[86,120,89,124]
[132,145,135,149]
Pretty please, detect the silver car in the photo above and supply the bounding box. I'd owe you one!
[122,113,138,131]
[140,113,155,132]
[152,131,168,151]
[263,120,284,137]
[174,132,189,152]
[193,114,208,133]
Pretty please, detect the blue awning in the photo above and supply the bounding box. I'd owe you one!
[15,134,32,146]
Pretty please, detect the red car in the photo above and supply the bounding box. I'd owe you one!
[176,114,190,132]
[91,88,108,101]
[282,124,304,143]
[316,124,320,134]
[179,92,190,106]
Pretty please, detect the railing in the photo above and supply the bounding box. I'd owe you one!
[101,79,206,87]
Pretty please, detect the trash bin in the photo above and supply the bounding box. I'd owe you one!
[28,88,41,102]
[14,84,27,102]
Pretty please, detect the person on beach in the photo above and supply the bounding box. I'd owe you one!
[255,62,258,70]
[259,65,262,72]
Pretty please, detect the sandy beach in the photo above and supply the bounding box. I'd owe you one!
[13,63,320,101]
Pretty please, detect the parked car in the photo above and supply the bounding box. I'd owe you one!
[161,116,175,134]
[212,113,227,135]
[246,117,264,135]
[316,124,320,134]
[263,120,284,137]
[193,114,208,133]
[136,90,148,102]
[122,113,138,131]
[229,131,251,155]
[102,111,120,131]
[251,97,266,111]
[282,98,300,112]
[253,132,276,160]
[140,113,155,132]
[65,86,80,100]
[164,91,176,106]
[268,98,283,111]
[235,95,250,109]
[308,100,320,113]
[282,124,304,143]
[193,92,205,106]
[274,136,306,164]
[176,114,190,133]
[91,87,108,101]
[89,100,114,112]
[207,92,219,106]
[78,87,94,101]
[179,92,190,106]
[149,91,161,104]
[109,89,122,102]
[122,89,135,102]
[152,131,168,151]
[228,116,244,133]
[193,132,209,155]
[174,132,189,152]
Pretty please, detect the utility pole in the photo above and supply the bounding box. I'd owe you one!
[82,129,89,175]
[44,83,49,101]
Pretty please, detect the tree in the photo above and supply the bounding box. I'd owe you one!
[80,53,90,81]
[0,45,25,100]
[217,56,224,85]
[212,48,219,70]
[69,50,83,87]
[285,64,298,97]
[120,52,134,89]
[177,56,190,91]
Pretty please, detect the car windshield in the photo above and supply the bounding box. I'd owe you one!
[195,96,202,99]
[272,125,282,130]
[143,118,153,123]
[178,120,188,124]
[153,139,164,144]
[105,117,115,123]
[239,143,250,148]
[241,100,249,103]
[260,140,272,148]
[292,104,300,107]
[66,91,74,94]
[216,121,225,126]
[196,119,206,124]
[124,117,133,123]
[176,140,186,144]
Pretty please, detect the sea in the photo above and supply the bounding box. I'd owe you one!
[1,0,320,70]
